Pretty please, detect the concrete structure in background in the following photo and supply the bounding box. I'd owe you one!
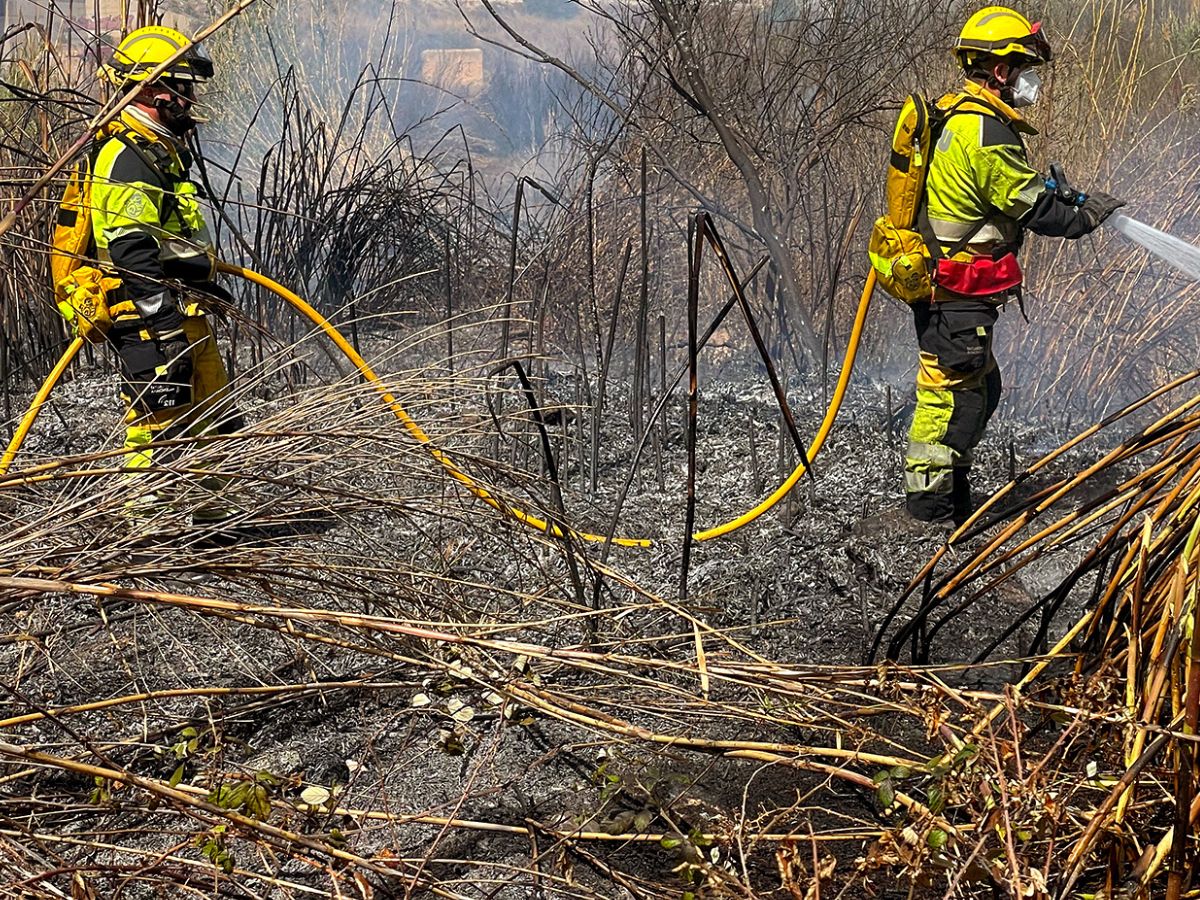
[421,48,485,96]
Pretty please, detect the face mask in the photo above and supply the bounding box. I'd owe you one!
[1010,68,1042,108]
[155,81,206,136]
[155,97,197,136]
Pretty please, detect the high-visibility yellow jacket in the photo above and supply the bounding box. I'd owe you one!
[924,81,1043,255]
[90,108,214,331]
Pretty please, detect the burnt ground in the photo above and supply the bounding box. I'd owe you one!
[0,317,1129,897]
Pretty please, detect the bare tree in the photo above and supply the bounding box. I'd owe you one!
[460,0,957,368]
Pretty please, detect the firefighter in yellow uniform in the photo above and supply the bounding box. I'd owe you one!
[91,26,242,523]
[905,6,1124,523]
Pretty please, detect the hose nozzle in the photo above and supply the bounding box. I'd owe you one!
[1046,163,1086,207]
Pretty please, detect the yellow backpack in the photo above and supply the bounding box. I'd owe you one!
[867,94,988,304]
[51,142,121,343]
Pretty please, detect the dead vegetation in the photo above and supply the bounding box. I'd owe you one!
[3,1,1200,897]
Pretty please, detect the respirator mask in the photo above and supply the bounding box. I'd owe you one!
[155,78,207,136]
[1009,68,1042,108]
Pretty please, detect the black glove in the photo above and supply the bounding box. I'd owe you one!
[153,330,194,402]
[121,330,193,414]
[1025,187,1125,239]
[156,331,192,370]
[1076,190,1125,232]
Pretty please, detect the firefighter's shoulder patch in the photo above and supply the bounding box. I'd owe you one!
[123,192,147,218]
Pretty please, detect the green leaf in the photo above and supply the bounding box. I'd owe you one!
[890,765,912,780]
[169,763,185,788]
[633,809,654,832]
[927,828,948,850]
[89,775,111,805]
[876,778,896,810]
[871,769,890,785]
[927,784,945,815]
[198,828,235,874]
[952,744,978,765]
[246,784,271,821]
[660,834,682,850]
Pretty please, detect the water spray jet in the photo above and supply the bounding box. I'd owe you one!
[1105,213,1200,283]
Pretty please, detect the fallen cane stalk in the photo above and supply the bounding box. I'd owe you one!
[0,738,433,885]
[1058,730,1173,897]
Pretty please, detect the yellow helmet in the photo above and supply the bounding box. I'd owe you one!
[956,6,1051,67]
[100,26,214,86]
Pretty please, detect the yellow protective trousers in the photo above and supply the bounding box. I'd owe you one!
[117,314,241,487]
[904,299,1001,523]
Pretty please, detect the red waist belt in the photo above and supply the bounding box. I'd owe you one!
[934,251,1022,297]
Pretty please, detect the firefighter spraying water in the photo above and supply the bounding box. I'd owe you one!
[868,5,1124,530]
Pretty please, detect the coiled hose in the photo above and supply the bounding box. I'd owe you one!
[0,265,876,547]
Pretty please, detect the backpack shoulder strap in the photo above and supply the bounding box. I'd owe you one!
[108,130,185,226]
[918,94,1005,260]
[110,130,172,188]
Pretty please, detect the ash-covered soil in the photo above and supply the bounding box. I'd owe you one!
[0,321,1126,897]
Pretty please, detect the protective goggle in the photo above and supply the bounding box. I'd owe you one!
[183,43,214,81]
[1018,22,1052,63]
[159,45,213,82]
[161,77,198,99]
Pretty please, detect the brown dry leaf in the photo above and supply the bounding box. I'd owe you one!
[775,840,807,900]
[71,874,96,900]
[804,855,836,900]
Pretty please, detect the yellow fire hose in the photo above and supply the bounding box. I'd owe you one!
[0,335,84,476]
[0,265,876,548]
[694,269,876,541]
[223,264,649,548]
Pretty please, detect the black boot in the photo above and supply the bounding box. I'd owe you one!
[951,468,974,525]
